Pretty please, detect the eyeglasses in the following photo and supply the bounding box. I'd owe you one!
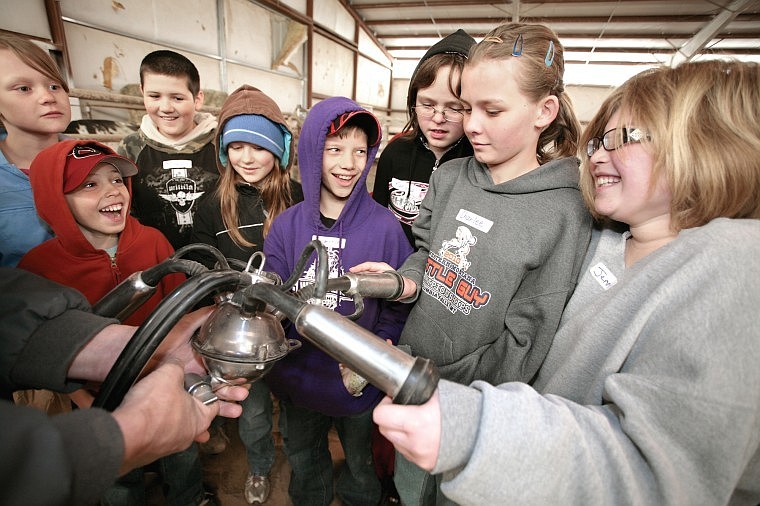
[412,105,464,123]
[586,127,649,157]
[68,145,107,159]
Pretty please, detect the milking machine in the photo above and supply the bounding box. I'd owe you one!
[91,240,438,411]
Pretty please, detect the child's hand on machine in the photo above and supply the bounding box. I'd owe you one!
[350,262,417,300]
[373,389,442,472]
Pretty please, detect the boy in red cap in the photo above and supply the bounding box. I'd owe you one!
[17,139,207,506]
[18,139,182,328]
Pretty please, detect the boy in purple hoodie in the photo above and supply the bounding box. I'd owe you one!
[263,97,413,505]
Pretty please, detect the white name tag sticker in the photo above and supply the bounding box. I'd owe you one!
[455,209,493,233]
[590,262,617,290]
[163,159,193,170]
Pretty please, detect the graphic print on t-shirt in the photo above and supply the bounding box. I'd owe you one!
[299,235,353,311]
[388,177,429,226]
[423,224,491,315]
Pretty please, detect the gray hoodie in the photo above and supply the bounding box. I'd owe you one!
[398,155,592,385]
[434,218,760,505]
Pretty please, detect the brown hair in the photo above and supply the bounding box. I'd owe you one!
[139,50,201,97]
[0,33,69,93]
[402,53,467,138]
[215,160,294,248]
[467,23,580,163]
[579,60,760,229]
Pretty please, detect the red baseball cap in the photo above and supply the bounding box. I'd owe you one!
[63,143,138,193]
[328,110,382,147]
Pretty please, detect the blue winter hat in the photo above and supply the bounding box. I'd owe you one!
[220,114,291,168]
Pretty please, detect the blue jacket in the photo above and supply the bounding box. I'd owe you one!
[0,131,56,267]
[263,97,413,416]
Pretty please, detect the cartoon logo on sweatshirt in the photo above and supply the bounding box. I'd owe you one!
[423,225,490,315]
[440,225,477,270]
[388,178,429,226]
[158,163,204,225]
[299,235,352,311]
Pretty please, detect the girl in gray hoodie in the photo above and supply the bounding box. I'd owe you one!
[354,22,593,505]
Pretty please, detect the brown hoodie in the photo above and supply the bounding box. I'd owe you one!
[213,85,295,173]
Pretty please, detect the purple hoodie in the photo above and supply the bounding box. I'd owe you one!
[263,97,413,416]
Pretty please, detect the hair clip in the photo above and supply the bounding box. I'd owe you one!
[544,40,555,67]
[483,36,503,44]
[511,34,524,56]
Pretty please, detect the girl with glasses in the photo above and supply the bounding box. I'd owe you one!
[372,29,476,247]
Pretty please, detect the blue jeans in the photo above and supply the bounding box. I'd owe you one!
[238,379,275,475]
[394,451,456,506]
[279,398,381,506]
[100,444,205,506]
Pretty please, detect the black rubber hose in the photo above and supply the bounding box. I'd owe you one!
[140,258,208,286]
[92,269,247,411]
[173,243,230,270]
[292,277,363,320]
[279,239,328,299]
[243,281,306,317]
[93,259,209,321]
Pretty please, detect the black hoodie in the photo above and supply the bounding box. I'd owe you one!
[373,29,476,246]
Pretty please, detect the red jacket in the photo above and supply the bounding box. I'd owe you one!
[18,140,184,326]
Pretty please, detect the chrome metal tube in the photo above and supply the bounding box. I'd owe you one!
[92,271,156,321]
[293,303,438,405]
[244,283,438,404]
[342,271,404,300]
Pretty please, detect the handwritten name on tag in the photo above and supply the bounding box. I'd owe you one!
[455,209,493,233]
[590,262,617,290]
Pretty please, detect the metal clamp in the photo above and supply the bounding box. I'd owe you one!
[184,373,218,405]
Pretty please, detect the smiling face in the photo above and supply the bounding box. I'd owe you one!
[0,49,71,140]
[227,141,276,186]
[64,163,130,250]
[415,65,466,158]
[459,58,557,183]
[140,72,202,141]
[588,110,672,230]
[320,127,368,218]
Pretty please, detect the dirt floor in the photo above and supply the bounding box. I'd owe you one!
[197,415,345,506]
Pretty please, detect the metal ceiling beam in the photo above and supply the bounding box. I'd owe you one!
[671,0,754,66]
[363,14,746,26]
[353,0,501,7]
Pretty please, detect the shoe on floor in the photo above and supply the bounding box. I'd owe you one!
[199,425,229,455]
[197,490,218,506]
[244,474,271,504]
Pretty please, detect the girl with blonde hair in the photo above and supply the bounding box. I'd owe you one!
[0,33,71,267]
[190,84,302,504]
[353,22,592,505]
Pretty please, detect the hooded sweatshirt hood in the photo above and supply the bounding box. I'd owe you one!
[471,156,583,195]
[214,85,294,173]
[410,28,476,83]
[298,96,382,233]
[406,29,476,120]
[139,111,217,153]
[27,139,136,257]
[19,139,182,326]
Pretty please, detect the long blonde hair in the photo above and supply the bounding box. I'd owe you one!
[580,60,760,229]
[216,161,294,248]
[467,23,580,164]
